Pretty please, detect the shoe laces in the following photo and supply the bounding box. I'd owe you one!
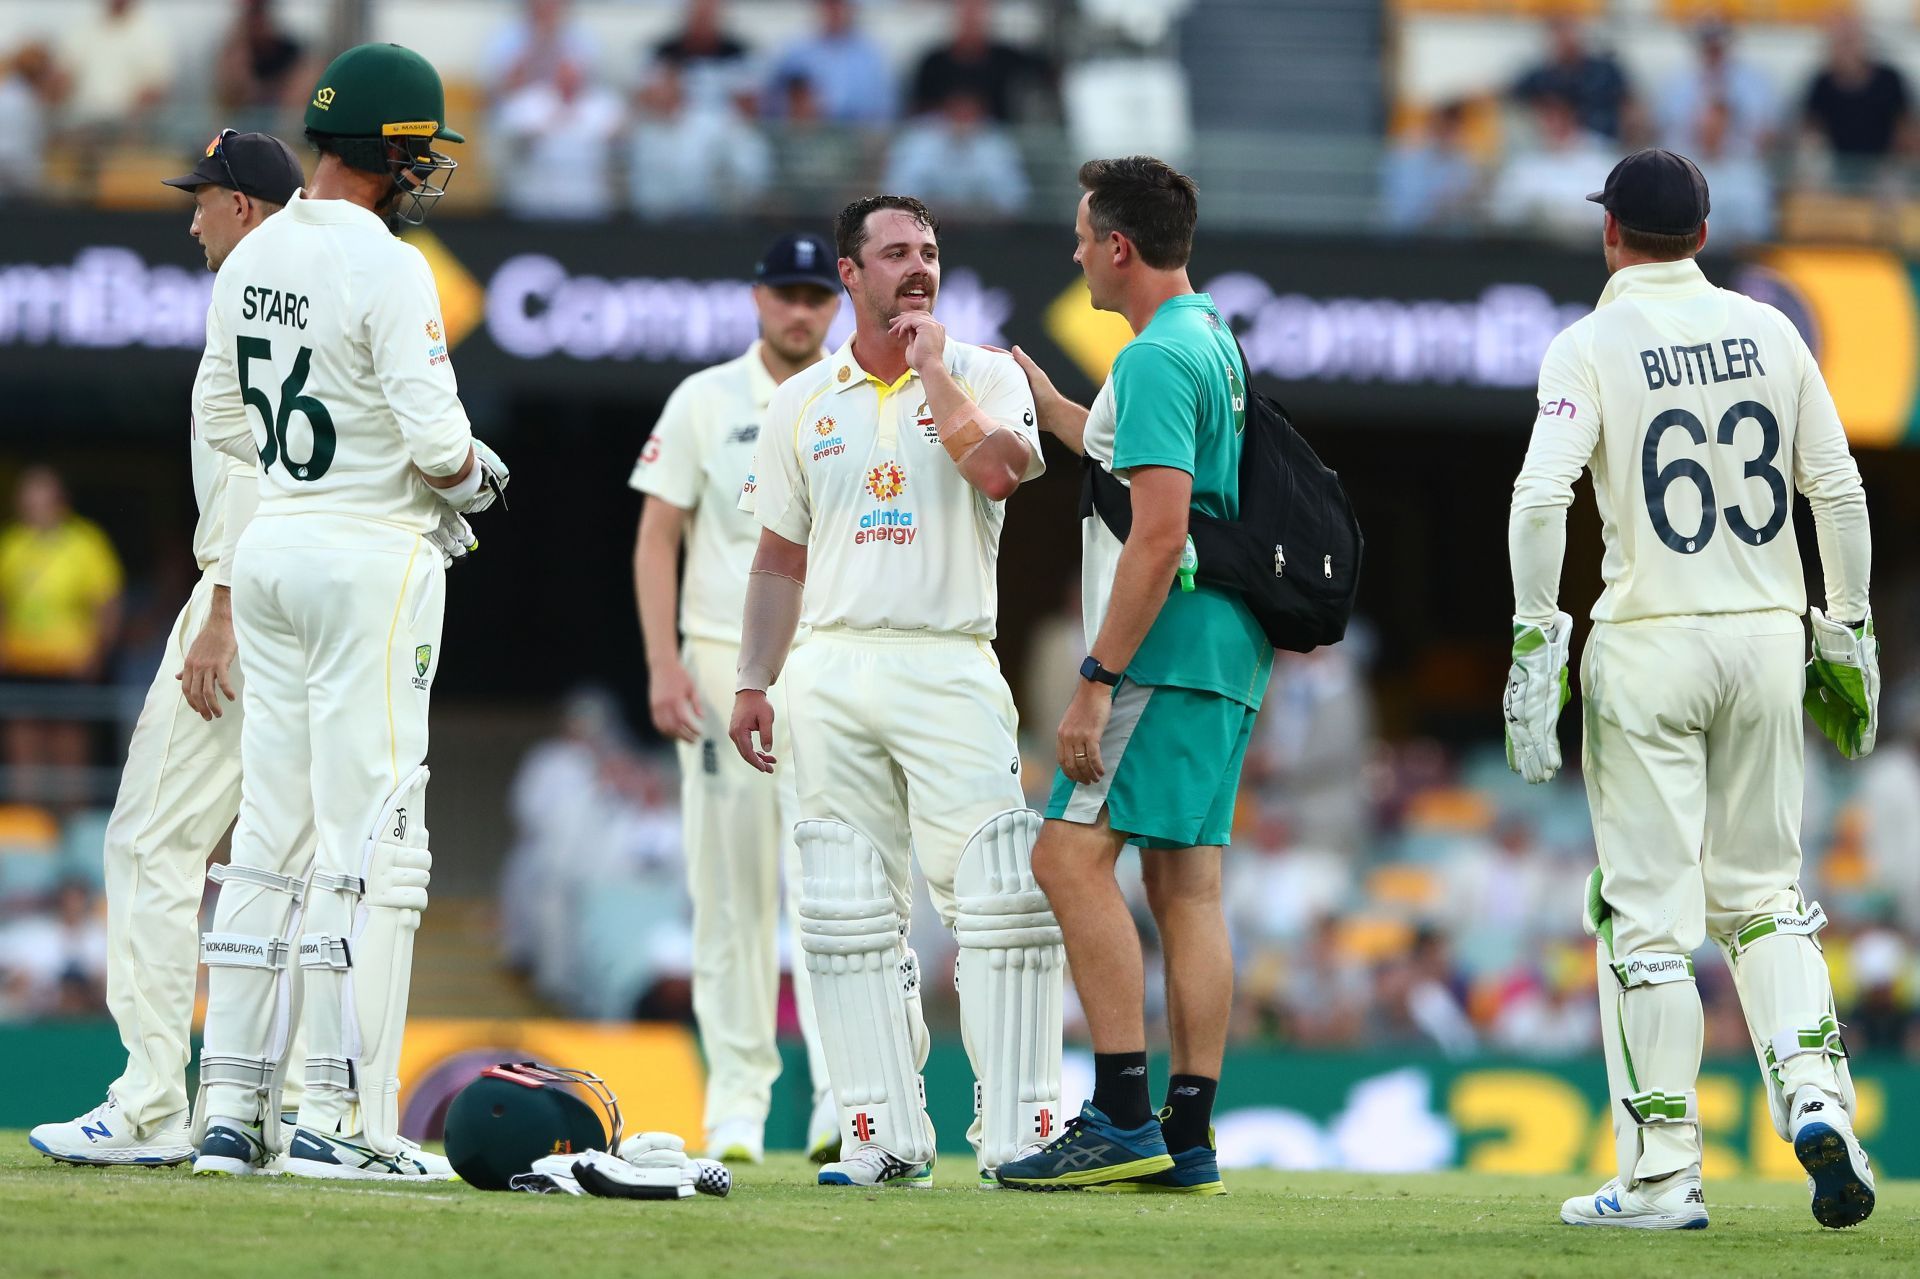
[1036,1116,1085,1155]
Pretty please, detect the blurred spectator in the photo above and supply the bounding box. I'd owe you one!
[629,63,772,220]
[1279,916,1369,1047]
[909,0,1052,124]
[881,89,1028,218]
[53,0,173,174]
[495,58,626,220]
[1247,640,1376,855]
[1802,14,1913,175]
[765,0,896,127]
[0,45,60,198]
[1858,682,1920,935]
[1379,99,1483,234]
[1692,99,1774,246]
[1379,927,1479,1058]
[1843,923,1915,1056]
[0,880,108,1017]
[648,0,755,116]
[1510,17,1634,143]
[1224,807,1354,952]
[1487,92,1616,244]
[0,468,123,805]
[1655,23,1776,164]
[481,0,597,106]
[213,0,310,115]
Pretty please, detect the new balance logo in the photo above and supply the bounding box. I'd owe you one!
[1174,1086,1201,1097]
[1798,1100,1825,1116]
[1595,1191,1621,1215]
[81,1122,111,1142]
[1120,1066,1146,1078]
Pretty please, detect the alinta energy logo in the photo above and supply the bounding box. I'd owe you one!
[856,460,914,546]
[811,415,845,462]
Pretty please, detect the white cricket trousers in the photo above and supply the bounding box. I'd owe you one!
[679,637,827,1133]
[102,572,242,1128]
[1583,614,1809,955]
[201,514,443,1130]
[782,629,1027,929]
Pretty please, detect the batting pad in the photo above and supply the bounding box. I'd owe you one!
[302,765,432,1156]
[1597,936,1703,1187]
[954,808,1063,1170]
[1724,899,1853,1139]
[196,860,310,1152]
[797,819,933,1165]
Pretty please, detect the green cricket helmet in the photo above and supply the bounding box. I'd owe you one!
[303,42,462,225]
[444,1062,625,1191]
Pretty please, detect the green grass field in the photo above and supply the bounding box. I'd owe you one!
[5,1135,1916,1279]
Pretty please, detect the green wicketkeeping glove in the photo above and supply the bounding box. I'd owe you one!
[1504,611,1573,784]
[1805,608,1879,759]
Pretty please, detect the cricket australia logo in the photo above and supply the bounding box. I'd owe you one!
[412,644,432,690]
[811,415,845,462]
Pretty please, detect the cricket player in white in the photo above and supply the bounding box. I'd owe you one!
[729,196,1063,1189]
[28,131,311,1167]
[632,233,840,1164]
[1505,150,1877,1231]
[189,43,505,1181]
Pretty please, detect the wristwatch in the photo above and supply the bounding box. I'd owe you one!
[1080,655,1121,687]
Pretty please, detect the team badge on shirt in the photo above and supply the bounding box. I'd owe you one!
[915,402,938,446]
[412,644,433,690]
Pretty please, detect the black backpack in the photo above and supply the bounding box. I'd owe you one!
[1079,339,1363,654]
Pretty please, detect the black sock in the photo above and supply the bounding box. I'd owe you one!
[1091,1051,1152,1128]
[1161,1074,1218,1152]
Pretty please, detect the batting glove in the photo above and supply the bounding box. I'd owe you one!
[1503,611,1572,785]
[1806,608,1879,759]
[438,439,511,514]
[426,509,477,568]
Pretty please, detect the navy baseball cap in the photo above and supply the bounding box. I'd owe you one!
[163,129,305,206]
[1587,148,1711,236]
[756,233,839,289]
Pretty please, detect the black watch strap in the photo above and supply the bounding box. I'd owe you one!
[1080,655,1121,687]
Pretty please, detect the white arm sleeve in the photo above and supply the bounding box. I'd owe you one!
[1789,326,1872,622]
[197,289,262,467]
[1509,328,1601,623]
[212,461,258,589]
[366,243,475,478]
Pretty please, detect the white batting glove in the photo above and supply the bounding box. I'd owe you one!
[426,509,477,568]
[1503,611,1573,785]
[438,439,511,514]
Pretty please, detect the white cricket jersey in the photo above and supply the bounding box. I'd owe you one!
[629,341,793,645]
[741,333,1043,637]
[1510,258,1870,625]
[196,192,475,536]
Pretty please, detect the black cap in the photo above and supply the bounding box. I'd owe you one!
[755,232,839,289]
[162,130,305,206]
[1586,148,1711,236]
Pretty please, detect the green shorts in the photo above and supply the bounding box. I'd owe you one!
[1045,678,1257,849]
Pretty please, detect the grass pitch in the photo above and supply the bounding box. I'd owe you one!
[5,1136,1916,1279]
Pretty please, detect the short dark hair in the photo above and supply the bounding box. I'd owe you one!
[1077,156,1199,270]
[1619,224,1702,261]
[834,194,938,264]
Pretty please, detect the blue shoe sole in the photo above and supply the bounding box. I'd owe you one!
[1795,1123,1874,1229]
[29,1135,186,1168]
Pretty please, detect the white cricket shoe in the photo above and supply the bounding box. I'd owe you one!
[281,1126,456,1181]
[29,1095,193,1167]
[194,1116,275,1177]
[705,1118,764,1164]
[805,1092,840,1165]
[1560,1171,1707,1230]
[979,1141,1048,1189]
[818,1144,933,1189]
[1789,1089,1876,1228]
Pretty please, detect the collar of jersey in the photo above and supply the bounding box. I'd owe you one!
[1597,258,1710,308]
[743,339,779,407]
[286,190,390,230]
[828,336,918,395]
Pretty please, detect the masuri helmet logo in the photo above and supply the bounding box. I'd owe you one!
[312,86,336,110]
